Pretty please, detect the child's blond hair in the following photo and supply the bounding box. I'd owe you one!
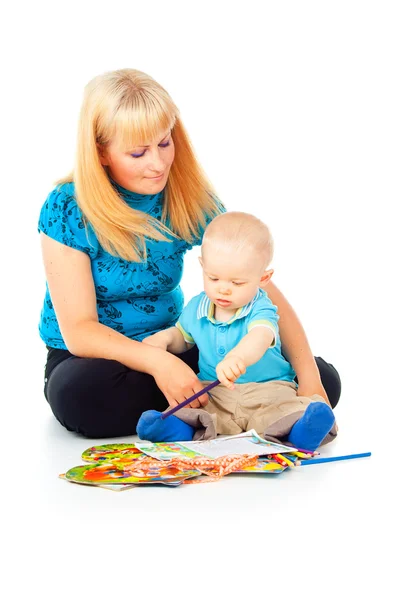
[57,68,222,261]
[202,212,274,267]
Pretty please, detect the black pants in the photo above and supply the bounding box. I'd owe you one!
[44,346,341,438]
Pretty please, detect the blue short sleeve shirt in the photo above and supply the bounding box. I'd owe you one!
[38,180,222,349]
[176,289,296,383]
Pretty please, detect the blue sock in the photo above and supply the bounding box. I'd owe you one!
[288,402,335,452]
[136,410,195,442]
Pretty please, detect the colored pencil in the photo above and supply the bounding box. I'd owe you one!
[160,379,220,419]
[272,454,287,467]
[295,447,319,455]
[292,451,313,459]
[297,452,371,466]
[275,453,295,467]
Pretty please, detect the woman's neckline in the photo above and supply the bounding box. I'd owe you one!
[109,177,163,204]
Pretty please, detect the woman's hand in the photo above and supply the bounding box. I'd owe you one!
[142,332,169,351]
[216,354,246,390]
[152,353,209,409]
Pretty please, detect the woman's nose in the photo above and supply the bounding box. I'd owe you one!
[147,149,165,173]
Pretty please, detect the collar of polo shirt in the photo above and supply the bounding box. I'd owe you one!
[196,289,263,325]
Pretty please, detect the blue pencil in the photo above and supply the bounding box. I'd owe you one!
[161,379,220,419]
[299,452,371,466]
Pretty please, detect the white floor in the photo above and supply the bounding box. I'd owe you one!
[3,342,397,599]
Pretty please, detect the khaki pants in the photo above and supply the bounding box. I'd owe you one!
[171,380,338,446]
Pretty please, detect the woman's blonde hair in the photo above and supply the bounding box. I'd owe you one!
[57,68,221,261]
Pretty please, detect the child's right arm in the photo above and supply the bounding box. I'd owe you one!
[142,327,192,354]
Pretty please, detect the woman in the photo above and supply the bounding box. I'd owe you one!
[39,68,341,438]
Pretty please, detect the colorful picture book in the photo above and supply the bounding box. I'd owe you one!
[135,430,295,460]
[60,431,301,490]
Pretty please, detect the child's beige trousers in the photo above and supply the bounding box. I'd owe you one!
[171,380,338,446]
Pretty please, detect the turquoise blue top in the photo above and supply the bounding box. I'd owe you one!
[38,180,218,349]
[176,289,296,383]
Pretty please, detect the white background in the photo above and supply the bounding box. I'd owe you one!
[1,1,399,598]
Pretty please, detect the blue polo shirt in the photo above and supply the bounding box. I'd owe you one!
[38,180,223,349]
[176,289,296,384]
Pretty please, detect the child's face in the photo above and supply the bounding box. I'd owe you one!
[200,246,272,311]
[98,129,175,195]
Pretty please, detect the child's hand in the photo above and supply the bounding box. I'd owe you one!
[216,354,246,390]
[142,332,169,351]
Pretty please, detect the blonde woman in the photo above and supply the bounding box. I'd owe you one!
[38,68,341,438]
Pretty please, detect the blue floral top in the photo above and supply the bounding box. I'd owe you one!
[38,180,219,349]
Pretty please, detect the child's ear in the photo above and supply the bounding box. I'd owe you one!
[260,268,274,287]
[198,256,203,267]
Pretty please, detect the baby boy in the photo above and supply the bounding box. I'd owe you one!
[137,212,337,451]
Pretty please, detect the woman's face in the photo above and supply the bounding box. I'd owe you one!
[99,128,175,195]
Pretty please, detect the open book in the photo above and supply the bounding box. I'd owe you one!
[135,429,295,460]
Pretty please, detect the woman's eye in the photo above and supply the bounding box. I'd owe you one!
[131,141,170,158]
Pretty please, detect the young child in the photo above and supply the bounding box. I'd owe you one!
[136,212,337,451]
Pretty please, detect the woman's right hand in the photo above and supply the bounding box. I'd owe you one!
[152,353,209,409]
